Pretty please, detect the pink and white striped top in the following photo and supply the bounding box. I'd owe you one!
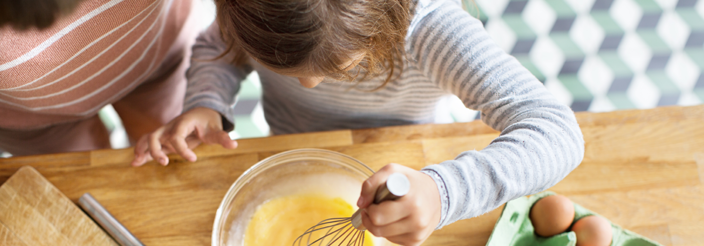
[0,0,194,129]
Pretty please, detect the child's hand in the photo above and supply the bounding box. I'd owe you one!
[358,163,441,246]
[131,107,237,166]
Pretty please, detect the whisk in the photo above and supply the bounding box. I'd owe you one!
[293,173,410,246]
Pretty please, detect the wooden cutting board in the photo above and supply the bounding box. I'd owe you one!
[0,166,117,246]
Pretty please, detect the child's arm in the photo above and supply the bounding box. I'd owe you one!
[132,22,250,166]
[183,22,252,131]
[359,0,584,244]
[409,0,585,228]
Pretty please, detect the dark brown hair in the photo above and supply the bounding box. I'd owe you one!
[215,0,411,88]
[0,0,84,30]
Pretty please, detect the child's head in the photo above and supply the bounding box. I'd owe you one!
[215,0,411,87]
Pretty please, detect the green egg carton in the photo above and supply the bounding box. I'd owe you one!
[486,191,663,246]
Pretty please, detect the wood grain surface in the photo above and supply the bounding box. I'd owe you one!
[0,166,117,246]
[0,105,702,245]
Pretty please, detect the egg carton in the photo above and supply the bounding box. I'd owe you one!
[486,191,663,246]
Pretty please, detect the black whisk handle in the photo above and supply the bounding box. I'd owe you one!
[351,173,410,230]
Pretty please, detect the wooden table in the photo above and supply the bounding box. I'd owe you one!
[1,105,703,246]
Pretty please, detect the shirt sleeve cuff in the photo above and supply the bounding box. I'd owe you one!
[420,167,451,229]
[183,100,236,132]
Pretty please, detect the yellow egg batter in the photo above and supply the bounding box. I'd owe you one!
[244,194,375,246]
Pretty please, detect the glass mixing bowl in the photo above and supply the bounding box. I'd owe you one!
[212,148,392,246]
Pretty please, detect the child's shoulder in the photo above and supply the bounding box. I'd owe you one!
[414,0,462,10]
[410,0,472,29]
[411,0,466,22]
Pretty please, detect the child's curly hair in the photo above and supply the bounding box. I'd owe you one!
[215,0,412,88]
[0,0,84,30]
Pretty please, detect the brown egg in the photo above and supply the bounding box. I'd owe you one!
[572,215,613,246]
[529,195,575,237]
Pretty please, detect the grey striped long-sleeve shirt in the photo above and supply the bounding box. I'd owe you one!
[184,0,585,228]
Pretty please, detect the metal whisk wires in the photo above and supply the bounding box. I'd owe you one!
[293,216,365,246]
[292,173,410,246]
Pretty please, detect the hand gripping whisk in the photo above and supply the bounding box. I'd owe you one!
[293,173,410,246]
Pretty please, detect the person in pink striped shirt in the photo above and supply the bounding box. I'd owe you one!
[0,0,200,155]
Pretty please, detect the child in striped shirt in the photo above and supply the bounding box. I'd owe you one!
[133,0,585,244]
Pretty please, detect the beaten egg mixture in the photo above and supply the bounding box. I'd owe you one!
[244,194,375,245]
